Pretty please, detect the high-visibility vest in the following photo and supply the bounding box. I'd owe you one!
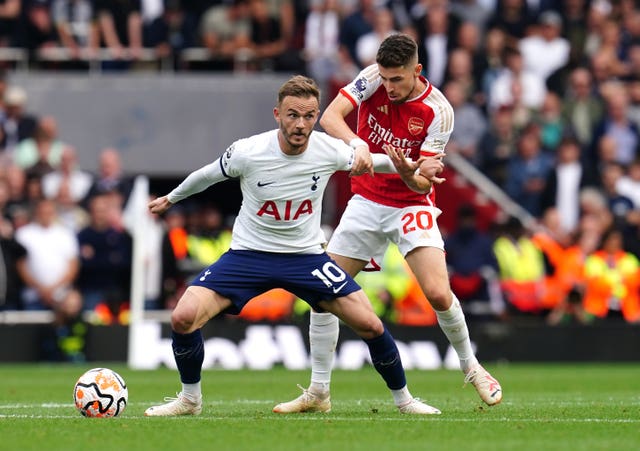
[493,236,546,312]
[168,227,188,260]
[533,233,582,309]
[186,230,233,265]
[583,251,640,322]
[493,236,545,281]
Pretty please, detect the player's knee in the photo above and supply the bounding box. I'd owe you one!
[427,287,453,310]
[170,310,195,334]
[354,314,385,340]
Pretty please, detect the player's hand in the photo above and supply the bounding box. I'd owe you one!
[383,144,418,178]
[350,143,374,177]
[417,153,446,184]
[148,196,173,215]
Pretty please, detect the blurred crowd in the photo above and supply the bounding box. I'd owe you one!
[1,0,640,361]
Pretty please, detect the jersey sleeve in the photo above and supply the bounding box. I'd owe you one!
[220,139,247,178]
[420,99,454,156]
[339,64,382,109]
[334,139,355,171]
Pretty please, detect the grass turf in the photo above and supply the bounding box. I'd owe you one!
[0,363,638,451]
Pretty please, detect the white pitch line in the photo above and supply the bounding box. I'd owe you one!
[0,414,638,423]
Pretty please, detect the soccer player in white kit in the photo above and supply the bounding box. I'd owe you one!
[273,34,502,414]
[144,75,446,416]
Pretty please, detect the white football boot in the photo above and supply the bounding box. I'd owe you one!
[144,392,202,416]
[273,385,331,413]
[397,398,442,415]
[464,365,503,406]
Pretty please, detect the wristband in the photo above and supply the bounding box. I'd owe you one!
[349,138,367,149]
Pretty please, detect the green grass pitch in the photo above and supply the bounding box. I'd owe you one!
[1,363,638,451]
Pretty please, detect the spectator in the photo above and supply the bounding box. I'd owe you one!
[479,27,508,105]
[452,21,486,105]
[445,204,504,320]
[184,204,232,274]
[414,0,458,88]
[488,46,546,113]
[486,0,534,44]
[589,49,626,87]
[535,91,567,152]
[583,0,612,59]
[338,0,375,68]
[493,215,546,315]
[616,157,640,209]
[162,205,189,309]
[443,47,478,104]
[355,7,397,68]
[1,85,38,155]
[246,0,287,71]
[518,10,570,84]
[562,67,606,151]
[504,124,554,216]
[583,226,640,323]
[0,216,27,310]
[544,219,602,326]
[450,0,491,33]
[592,84,639,166]
[198,0,251,71]
[3,164,28,217]
[84,147,134,207]
[531,207,574,311]
[477,104,518,186]
[41,145,93,203]
[94,0,143,69]
[141,0,171,58]
[15,198,83,360]
[51,0,97,63]
[579,186,614,235]
[18,0,58,58]
[0,0,21,47]
[595,17,626,71]
[443,79,487,165]
[560,0,589,67]
[628,77,640,130]
[53,179,90,232]
[13,115,65,172]
[77,194,132,315]
[599,162,635,229]
[540,137,599,234]
[303,0,340,102]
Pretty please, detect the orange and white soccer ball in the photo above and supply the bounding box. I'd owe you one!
[73,368,128,418]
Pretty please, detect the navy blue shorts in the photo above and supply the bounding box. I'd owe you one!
[190,249,361,314]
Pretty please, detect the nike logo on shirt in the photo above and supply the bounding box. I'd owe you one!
[257,181,276,187]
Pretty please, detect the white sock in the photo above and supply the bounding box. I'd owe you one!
[308,311,339,394]
[435,295,478,372]
[181,381,201,401]
[391,386,413,406]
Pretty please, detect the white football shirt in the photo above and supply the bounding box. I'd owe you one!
[221,129,354,254]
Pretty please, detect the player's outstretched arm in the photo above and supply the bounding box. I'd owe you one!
[148,160,227,215]
[321,94,373,177]
[148,195,173,215]
[383,144,445,194]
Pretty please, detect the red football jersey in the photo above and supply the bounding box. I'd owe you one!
[340,64,454,208]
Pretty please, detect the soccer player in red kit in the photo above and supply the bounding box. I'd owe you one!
[274,33,502,414]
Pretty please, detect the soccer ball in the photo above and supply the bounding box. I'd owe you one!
[73,368,128,418]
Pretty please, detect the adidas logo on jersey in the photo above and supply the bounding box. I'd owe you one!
[377,105,388,114]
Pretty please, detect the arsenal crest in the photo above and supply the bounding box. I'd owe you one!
[408,117,424,135]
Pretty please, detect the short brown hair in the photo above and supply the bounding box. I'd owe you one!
[376,33,418,68]
[277,75,320,105]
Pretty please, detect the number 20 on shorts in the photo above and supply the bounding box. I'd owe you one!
[401,210,433,234]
